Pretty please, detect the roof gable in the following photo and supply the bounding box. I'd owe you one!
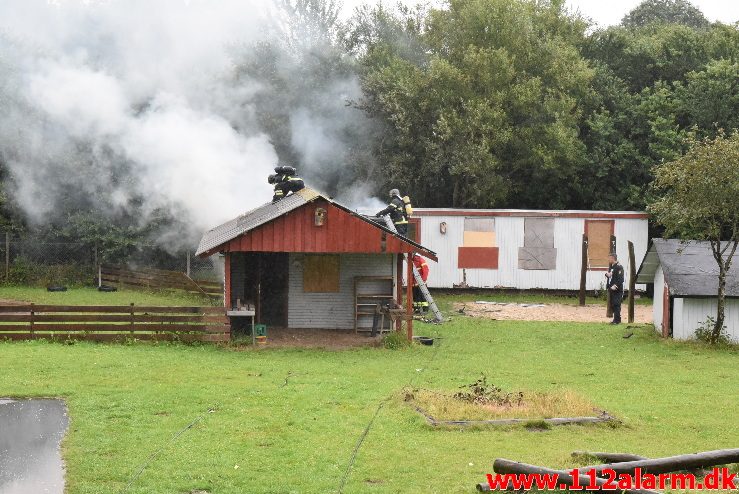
[196,188,437,260]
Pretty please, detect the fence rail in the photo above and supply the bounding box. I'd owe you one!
[100,265,223,298]
[0,304,230,342]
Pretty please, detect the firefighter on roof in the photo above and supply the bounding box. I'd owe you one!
[269,165,305,203]
[375,188,412,236]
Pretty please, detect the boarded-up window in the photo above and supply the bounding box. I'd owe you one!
[518,218,557,270]
[303,255,340,292]
[459,217,498,269]
[585,220,614,269]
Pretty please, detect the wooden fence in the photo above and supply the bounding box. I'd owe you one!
[100,265,223,298]
[0,304,230,342]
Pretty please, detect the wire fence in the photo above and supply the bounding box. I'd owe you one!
[0,233,223,287]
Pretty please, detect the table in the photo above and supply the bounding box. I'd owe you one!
[226,310,256,345]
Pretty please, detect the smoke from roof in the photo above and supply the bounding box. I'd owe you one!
[0,0,379,249]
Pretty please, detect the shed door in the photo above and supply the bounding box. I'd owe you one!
[662,283,670,337]
[258,253,289,328]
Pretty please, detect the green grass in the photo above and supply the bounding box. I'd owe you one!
[1,315,737,493]
[0,286,216,306]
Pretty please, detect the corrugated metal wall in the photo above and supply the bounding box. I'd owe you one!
[287,253,394,329]
[418,215,648,290]
[652,265,665,332]
[673,298,739,342]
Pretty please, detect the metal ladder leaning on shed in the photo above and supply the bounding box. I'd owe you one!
[382,215,444,323]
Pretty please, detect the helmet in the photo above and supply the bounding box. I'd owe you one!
[389,188,400,197]
[267,174,278,184]
[275,165,296,175]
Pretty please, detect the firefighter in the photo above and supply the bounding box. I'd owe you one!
[605,252,624,324]
[375,188,409,236]
[411,254,430,313]
[270,166,305,203]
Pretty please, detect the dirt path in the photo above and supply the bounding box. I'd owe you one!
[454,301,652,323]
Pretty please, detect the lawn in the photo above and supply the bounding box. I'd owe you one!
[1,303,737,493]
[0,286,216,306]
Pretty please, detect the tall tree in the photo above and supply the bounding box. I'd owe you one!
[649,133,739,343]
[351,0,593,209]
[622,0,710,29]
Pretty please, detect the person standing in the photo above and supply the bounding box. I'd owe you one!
[605,252,624,324]
[411,254,430,313]
[376,188,409,236]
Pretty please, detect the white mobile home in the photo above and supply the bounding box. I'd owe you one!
[409,209,649,291]
[636,239,739,342]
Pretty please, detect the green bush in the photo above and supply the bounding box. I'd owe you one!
[2,256,94,287]
[694,316,731,345]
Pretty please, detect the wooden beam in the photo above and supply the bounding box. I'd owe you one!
[628,240,636,323]
[406,255,413,341]
[579,234,588,306]
[396,254,403,332]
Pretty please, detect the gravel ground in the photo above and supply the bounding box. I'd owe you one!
[454,301,653,323]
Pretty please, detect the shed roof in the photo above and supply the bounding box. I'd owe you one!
[196,188,437,259]
[636,239,739,297]
[413,208,648,219]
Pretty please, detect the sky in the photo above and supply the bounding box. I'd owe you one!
[340,0,739,26]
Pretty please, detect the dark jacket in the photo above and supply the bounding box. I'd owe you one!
[376,195,407,224]
[608,262,624,293]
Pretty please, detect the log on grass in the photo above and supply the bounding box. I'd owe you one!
[572,451,648,463]
[572,451,711,477]
[579,448,739,476]
[476,460,659,494]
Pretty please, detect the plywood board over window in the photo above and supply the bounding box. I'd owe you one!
[585,220,614,269]
[459,217,498,269]
[519,217,557,270]
[303,255,340,292]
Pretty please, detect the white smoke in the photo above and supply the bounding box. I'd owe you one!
[0,0,284,247]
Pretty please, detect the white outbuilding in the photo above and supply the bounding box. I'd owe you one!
[408,209,649,291]
[636,239,739,342]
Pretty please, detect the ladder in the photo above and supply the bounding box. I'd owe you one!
[382,216,444,323]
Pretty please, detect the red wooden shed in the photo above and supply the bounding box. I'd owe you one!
[196,188,436,335]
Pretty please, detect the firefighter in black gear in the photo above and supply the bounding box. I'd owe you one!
[375,188,409,236]
[269,166,304,203]
[606,253,624,324]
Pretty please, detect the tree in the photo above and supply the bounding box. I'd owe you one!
[622,0,709,29]
[351,0,594,208]
[649,133,739,343]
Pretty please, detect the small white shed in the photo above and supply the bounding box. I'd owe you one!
[410,209,649,291]
[636,239,739,342]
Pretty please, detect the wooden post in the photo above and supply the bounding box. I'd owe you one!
[5,232,9,281]
[29,303,34,340]
[130,303,135,335]
[406,254,413,341]
[396,254,403,332]
[579,234,588,306]
[98,264,102,288]
[224,253,231,309]
[628,240,636,323]
[186,250,191,277]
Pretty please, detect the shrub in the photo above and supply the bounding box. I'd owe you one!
[694,316,731,345]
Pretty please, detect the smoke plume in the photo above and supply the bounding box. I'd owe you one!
[0,0,379,249]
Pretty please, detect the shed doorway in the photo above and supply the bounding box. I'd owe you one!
[234,252,289,328]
